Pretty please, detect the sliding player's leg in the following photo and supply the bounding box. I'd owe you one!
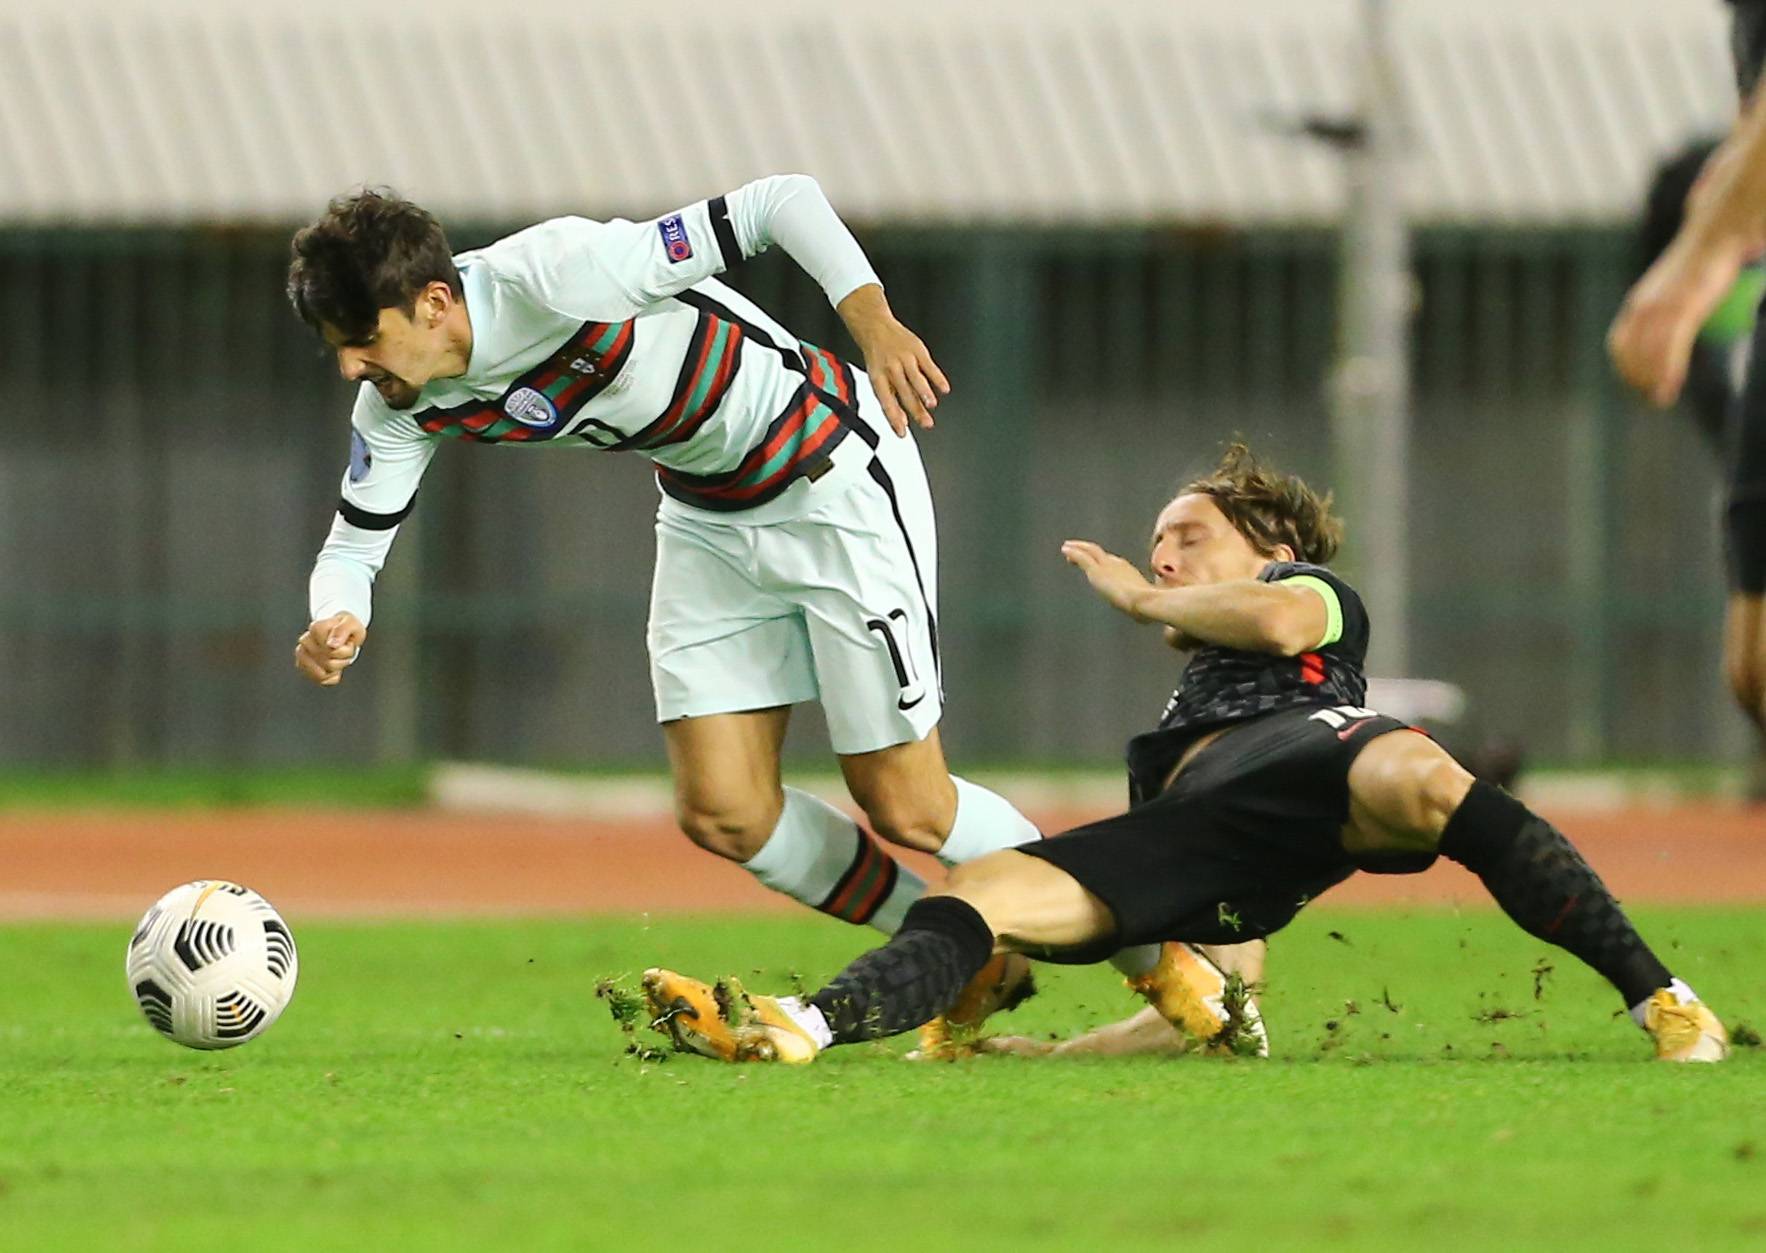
[1345,728,1728,1061]
[645,770,1321,1064]
[645,847,1113,1063]
[835,720,1240,1059]
[834,729,1041,1050]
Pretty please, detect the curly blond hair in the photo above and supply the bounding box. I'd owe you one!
[1179,443,1343,565]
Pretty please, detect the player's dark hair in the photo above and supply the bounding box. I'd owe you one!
[286,189,461,341]
[1180,442,1344,564]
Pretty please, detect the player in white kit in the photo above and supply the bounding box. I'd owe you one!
[286,176,1068,979]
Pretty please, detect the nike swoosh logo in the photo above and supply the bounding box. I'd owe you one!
[898,694,925,710]
[1336,718,1377,741]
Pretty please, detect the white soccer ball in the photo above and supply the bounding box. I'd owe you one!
[125,881,299,1050]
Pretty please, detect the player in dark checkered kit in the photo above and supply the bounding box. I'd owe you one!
[643,445,1729,1064]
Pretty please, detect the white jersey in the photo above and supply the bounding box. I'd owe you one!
[310,174,883,625]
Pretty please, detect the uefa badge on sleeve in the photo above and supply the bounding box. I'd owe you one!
[348,429,373,483]
[658,214,693,264]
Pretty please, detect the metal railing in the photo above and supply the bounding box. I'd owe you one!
[0,224,1737,767]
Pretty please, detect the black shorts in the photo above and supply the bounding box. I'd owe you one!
[1735,0,1766,97]
[1731,2,1766,594]
[1018,706,1425,962]
[1728,314,1766,594]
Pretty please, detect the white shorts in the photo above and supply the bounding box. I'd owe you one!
[646,405,942,755]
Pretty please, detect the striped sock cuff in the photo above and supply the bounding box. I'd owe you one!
[742,787,924,932]
[819,833,903,926]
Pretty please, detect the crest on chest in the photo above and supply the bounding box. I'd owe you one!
[418,318,634,443]
[559,345,605,379]
[503,386,558,428]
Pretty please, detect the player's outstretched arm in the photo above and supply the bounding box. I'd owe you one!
[1060,540,1327,655]
[298,401,433,688]
[574,174,950,434]
[294,612,366,687]
[1610,87,1766,407]
[728,174,948,435]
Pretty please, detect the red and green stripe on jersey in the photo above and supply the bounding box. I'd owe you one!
[612,306,745,451]
[655,382,848,511]
[412,299,867,513]
[416,318,634,443]
[800,341,856,410]
[654,341,861,511]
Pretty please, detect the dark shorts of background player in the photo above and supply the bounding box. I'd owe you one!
[1729,2,1766,594]
[1729,331,1766,594]
[1016,707,1426,965]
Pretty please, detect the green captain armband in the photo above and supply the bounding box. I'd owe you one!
[1701,268,1765,348]
[1279,575,1343,649]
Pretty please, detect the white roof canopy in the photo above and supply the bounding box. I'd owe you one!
[0,0,1738,225]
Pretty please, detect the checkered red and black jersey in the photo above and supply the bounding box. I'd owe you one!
[1124,561,1370,805]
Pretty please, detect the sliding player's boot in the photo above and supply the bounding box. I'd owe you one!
[1128,941,1268,1057]
[908,952,1036,1061]
[1642,989,1729,1062]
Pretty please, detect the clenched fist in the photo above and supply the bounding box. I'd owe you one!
[294,612,366,687]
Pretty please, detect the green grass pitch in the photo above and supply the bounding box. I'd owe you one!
[1,907,1761,1251]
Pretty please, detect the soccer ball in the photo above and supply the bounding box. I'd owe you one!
[125,881,299,1050]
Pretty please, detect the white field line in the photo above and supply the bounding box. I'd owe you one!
[0,891,658,922]
[428,760,1744,820]
[0,891,153,920]
[428,761,1128,820]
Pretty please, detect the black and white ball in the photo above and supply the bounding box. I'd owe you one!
[125,881,299,1050]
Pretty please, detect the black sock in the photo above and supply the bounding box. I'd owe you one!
[1439,780,1670,1009]
[809,896,995,1045]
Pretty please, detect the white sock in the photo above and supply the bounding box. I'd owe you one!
[1109,945,1164,979]
[1630,977,1697,1029]
[775,996,834,1049]
[937,776,1043,867]
[742,786,924,933]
